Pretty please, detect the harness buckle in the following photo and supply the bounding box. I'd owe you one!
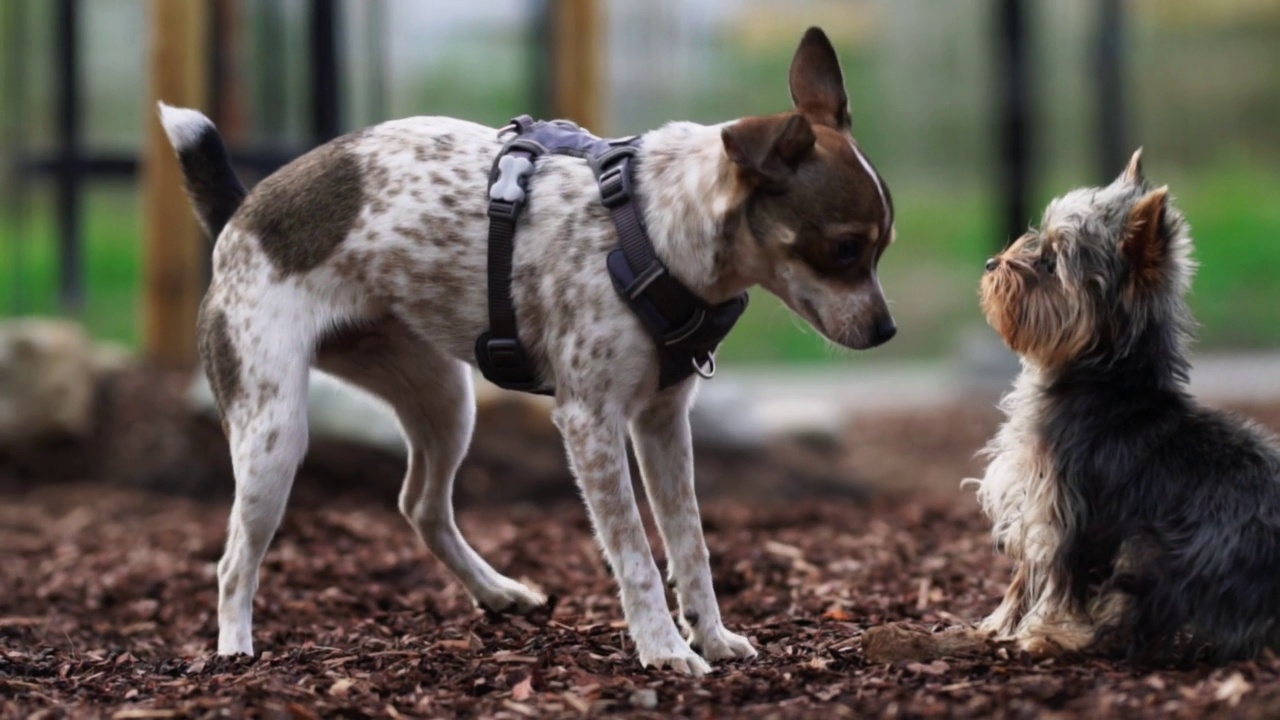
[487,199,520,220]
[475,333,545,391]
[598,163,632,209]
[595,146,638,209]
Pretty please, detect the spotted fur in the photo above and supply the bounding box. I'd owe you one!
[161,26,896,676]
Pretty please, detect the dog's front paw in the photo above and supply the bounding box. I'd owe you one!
[216,634,254,657]
[639,645,712,677]
[690,624,757,662]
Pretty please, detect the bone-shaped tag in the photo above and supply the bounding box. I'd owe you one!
[489,155,534,203]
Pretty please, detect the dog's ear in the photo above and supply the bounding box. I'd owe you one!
[789,27,850,131]
[1119,186,1170,288]
[1114,148,1145,186]
[722,113,816,188]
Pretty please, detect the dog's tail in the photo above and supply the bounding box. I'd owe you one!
[156,102,247,242]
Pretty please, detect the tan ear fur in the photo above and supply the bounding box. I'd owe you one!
[1119,186,1170,288]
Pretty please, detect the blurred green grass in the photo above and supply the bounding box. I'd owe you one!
[3,161,1277,362]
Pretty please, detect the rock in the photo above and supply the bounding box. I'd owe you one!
[954,327,1019,395]
[190,371,560,453]
[0,318,97,444]
[689,379,768,451]
[629,688,658,710]
[862,622,992,664]
[306,374,405,454]
[90,340,135,376]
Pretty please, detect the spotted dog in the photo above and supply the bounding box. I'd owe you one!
[159,26,896,676]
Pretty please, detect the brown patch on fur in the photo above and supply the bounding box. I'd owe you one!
[264,429,279,454]
[395,226,434,245]
[731,120,891,286]
[196,308,242,420]
[980,237,1097,369]
[236,133,366,275]
[722,113,815,189]
[1120,186,1169,292]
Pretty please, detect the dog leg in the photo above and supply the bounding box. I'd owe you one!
[630,384,756,662]
[554,398,710,676]
[216,323,312,656]
[396,363,546,614]
[316,325,545,614]
[1015,573,1095,656]
[981,561,1029,638]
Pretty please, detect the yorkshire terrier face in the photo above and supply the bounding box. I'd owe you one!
[979,150,1194,369]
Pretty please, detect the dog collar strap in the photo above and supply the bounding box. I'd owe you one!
[476,115,748,394]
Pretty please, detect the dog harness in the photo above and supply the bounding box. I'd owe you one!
[476,115,749,395]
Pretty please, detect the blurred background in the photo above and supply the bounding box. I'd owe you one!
[1,0,1279,502]
[3,0,1278,365]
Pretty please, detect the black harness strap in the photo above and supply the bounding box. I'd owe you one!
[476,116,748,395]
[475,117,549,394]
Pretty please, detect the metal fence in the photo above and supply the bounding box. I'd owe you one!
[5,0,1278,359]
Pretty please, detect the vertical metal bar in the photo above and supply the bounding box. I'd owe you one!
[996,0,1032,249]
[55,0,83,311]
[309,0,340,143]
[366,0,388,121]
[528,0,553,120]
[1095,0,1125,181]
[256,0,286,140]
[3,0,28,311]
[210,0,226,126]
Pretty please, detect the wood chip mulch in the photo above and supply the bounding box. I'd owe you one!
[6,483,1280,719]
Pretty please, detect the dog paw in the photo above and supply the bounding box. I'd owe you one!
[476,579,548,616]
[640,646,712,677]
[216,637,254,657]
[691,625,757,661]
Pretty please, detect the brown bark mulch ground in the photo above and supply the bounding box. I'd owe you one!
[5,392,1280,718]
[5,478,1280,719]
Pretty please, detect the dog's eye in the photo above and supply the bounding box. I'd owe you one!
[834,238,861,266]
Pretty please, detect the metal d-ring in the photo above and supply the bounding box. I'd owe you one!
[691,354,716,379]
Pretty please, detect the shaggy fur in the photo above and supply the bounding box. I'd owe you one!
[970,150,1280,665]
[159,27,898,676]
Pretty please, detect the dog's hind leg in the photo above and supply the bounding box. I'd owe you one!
[316,319,546,614]
[207,297,315,656]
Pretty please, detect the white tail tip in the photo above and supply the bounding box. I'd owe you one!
[156,101,213,152]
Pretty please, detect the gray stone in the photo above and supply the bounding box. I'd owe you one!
[0,318,97,443]
[689,378,768,450]
[629,688,658,710]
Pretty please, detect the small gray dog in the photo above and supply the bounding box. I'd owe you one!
[972,151,1280,665]
[161,27,896,675]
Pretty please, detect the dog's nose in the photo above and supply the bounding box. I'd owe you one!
[869,316,897,347]
[985,257,1000,272]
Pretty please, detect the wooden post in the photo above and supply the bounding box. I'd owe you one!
[551,0,602,132]
[142,0,208,369]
